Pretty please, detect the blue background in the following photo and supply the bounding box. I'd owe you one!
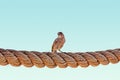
[0,0,120,80]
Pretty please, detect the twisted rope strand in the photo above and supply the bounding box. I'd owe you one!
[0,48,120,68]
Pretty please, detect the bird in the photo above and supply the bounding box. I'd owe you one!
[51,32,65,53]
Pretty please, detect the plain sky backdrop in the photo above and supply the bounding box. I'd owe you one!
[0,0,120,80]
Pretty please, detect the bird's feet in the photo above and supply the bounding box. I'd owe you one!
[59,50,65,53]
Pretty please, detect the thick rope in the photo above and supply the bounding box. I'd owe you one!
[0,48,120,68]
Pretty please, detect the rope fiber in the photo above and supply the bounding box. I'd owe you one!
[0,48,120,68]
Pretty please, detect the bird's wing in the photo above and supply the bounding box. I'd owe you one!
[52,38,59,50]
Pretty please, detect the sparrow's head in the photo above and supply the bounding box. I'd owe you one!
[57,32,64,37]
[58,32,63,35]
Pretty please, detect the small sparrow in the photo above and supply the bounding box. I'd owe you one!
[51,32,65,53]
